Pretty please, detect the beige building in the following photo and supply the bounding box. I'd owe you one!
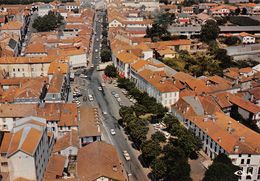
[0,116,54,181]
[0,56,66,78]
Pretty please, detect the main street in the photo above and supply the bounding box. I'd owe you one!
[83,9,149,181]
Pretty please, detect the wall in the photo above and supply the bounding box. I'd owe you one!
[69,54,87,69]
[0,63,50,77]
[9,152,36,181]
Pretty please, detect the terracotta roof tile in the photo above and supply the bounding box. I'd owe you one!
[79,106,101,138]
[44,154,66,180]
[187,112,260,154]
[77,142,125,181]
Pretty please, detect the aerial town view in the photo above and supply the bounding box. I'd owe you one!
[0,0,259,180]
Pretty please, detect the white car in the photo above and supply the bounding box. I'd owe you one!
[101,83,105,87]
[80,74,88,78]
[98,86,102,91]
[114,94,119,98]
[90,65,94,68]
[110,129,116,135]
[95,49,98,53]
[117,98,121,102]
[103,111,107,115]
[123,150,131,161]
[88,94,94,101]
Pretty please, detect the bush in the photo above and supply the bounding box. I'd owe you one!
[32,11,63,32]
[224,36,241,46]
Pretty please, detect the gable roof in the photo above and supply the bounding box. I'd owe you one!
[77,142,125,181]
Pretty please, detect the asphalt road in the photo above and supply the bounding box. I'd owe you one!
[84,10,149,181]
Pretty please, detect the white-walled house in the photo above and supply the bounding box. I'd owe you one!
[135,69,179,109]
[0,116,54,181]
[113,52,139,78]
[0,104,37,132]
[238,32,256,44]
[174,112,260,181]
[53,130,79,167]
[0,56,65,78]
[37,4,53,17]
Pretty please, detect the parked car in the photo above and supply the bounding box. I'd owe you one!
[110,129,116,135]
[80,74,88,78]
[114,94,119,98]
[111,91,116,95]
[88,94,94,101]
[123,150,131,161]
[98,86,102,91]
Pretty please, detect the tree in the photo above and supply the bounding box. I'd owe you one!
[151,131,166,143]
[151,158,167,180]
[215,17,227,25]
[171,127,202,156]
[100,48,111,62]
[235,8,241,15]
[141,140,161,165]
[203,154,239,181]
[104,65,117,77]
[154,12,175,28]
[224,36,241,46]
[241,7,247,15]
[201,20,220,43]
[128,120,148,146]
[213,48,233,69]
[32,11,63,32]
[163,144,191,181]
[119,106,134,119]
[132,104,148,117]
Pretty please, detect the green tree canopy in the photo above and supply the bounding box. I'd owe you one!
[151,131,166,143]
[224,36,241,46]
[104,65,117,77]
[201,20,220,43]
[151,158,167,180]
[203,154,239,181]
[141,140,162,165]
[101,48,111,62]
[32,11,63,32]
[128,119,148,146]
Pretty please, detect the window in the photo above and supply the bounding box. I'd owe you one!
[247,167,253,174]
[248,154,251,157]
[246,159,250,164]
[239,154,242,157]
[241,159,244,164]
[1,162,8,167]
[13,68,15,72]
[18,68,20,72]
[31,68,34,71]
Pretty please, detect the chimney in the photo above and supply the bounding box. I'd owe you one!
[239,136,245,142]
[233,145,239,153]
[227,126,232,133]
[26,88,29,97]
[217,137,221,142]
[112,165,118,172]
